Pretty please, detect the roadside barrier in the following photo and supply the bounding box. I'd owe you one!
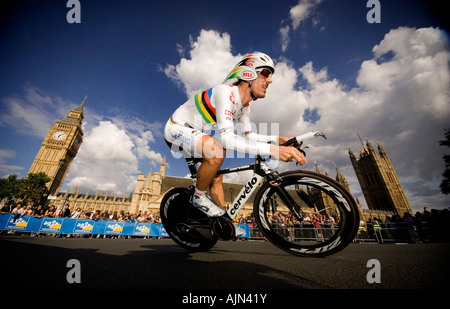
[0,214,250,238]
[1,214,423,243]
[355,222,420,243]
[247,222,421,243]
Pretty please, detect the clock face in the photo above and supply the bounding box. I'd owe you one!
[52,130,67,141]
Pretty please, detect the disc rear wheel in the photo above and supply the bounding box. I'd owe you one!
[160,188,218,251]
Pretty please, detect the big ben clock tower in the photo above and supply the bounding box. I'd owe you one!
[28,97,86,196]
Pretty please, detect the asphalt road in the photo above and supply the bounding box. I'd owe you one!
[1,235,449,293]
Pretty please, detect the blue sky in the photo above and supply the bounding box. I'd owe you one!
[1,0,449,212]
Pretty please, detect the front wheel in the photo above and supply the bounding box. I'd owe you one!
[253,170,359,257]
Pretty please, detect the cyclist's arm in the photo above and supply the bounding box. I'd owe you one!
[240,112,279,143]
[214,87,271,156]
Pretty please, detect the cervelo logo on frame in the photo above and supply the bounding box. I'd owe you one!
[229,175,262,216]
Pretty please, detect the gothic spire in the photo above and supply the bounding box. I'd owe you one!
[72,96,87,113]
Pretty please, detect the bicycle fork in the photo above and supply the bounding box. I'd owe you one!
[267,176,304,223]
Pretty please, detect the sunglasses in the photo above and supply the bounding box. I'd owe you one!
[258,68,273,78]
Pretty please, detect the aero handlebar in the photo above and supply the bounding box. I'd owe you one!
[282,131,327,147]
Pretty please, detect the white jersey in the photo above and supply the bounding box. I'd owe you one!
[167,84,277,156]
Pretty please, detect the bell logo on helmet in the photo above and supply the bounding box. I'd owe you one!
[241,70,255,80]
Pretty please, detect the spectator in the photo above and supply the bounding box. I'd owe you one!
[101,210,110,220]
[147,211,155,223]
[238,214,246,225]
[1,203,13,214]
[110,210,119,221]
[25,205,33,216]
[325,214,335,226]
[137,211,148,223]
[63,204,71,217]
[34,208,45,219]
[123,212,132,222]
[302,211,313,227]
[71,207,82,219]
[21,205,28,215]
[312,214,324,242]
[11,204,24,222]
[85,208,93,219]
[33,205,43,216]
[45,206,56,217]
[11,204,22,215]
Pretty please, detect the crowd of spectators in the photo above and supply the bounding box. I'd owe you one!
[1,203,162,224]
[359,207,450,243]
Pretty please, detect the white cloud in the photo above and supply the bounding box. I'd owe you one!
[65,115,163,195]
[164,30,240,98]
[0,84,75,138]
[290,0,323,30]
[280,0,324,52]
[165,26,450,212]
[66,121,139,194]
[0,149,24,177]
[279,25,291,53]
[358,27,450,119]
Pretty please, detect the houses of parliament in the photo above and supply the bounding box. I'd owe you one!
[29,99,413,221]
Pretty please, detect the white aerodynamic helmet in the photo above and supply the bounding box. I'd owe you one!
[223,52,275,85]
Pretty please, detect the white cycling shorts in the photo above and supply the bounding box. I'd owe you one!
[164,118,207,158]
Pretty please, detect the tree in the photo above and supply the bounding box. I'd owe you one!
[18,172,51,206]
[439,128,450,195]
[0,174,21,202]
[0,172,51,206]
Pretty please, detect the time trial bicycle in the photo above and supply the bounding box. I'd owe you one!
[160,131,360,257]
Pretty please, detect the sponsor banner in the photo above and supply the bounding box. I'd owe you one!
[104,221,125,235]
[40,218,64,233]
[0,214,250,238]
[5,215,31,230]
[133,223,153,236]
[73,219,95,234]
[235,224,249,238]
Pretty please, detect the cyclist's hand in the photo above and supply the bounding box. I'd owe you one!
[270,145,307,165]
[278,136,293,145]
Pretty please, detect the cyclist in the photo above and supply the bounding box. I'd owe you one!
[164,52,307,217]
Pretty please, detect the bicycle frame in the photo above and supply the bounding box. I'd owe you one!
[186,156,282,220]
[183,131,327,220]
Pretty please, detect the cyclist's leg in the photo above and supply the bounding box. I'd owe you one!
[209,174,224,208]
[164,120,225,216]
[196,135,226,208]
